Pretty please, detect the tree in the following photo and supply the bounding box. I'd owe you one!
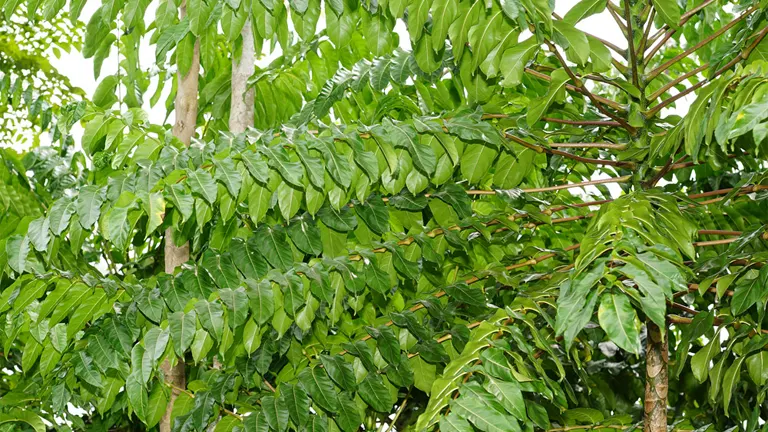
[2,0,768,431]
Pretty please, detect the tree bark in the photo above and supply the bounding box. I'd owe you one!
[229,19,255,134]
[644,322,668,432]
[161,2,199,432]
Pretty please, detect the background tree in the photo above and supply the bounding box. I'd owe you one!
[2,0,768,431]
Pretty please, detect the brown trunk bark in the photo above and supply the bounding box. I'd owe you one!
[229,19,255,134]
[160,2,199,432]
[644,322,668,432]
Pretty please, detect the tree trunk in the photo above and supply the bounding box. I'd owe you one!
[161,2,200,432]
[644,322,668,432]
[229,19,255,134]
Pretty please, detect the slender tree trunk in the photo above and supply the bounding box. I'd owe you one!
[229,19,255,133]
[160,3,200,432]
[644,322,668,432]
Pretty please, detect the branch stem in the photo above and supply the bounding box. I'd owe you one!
[646,6,756,82]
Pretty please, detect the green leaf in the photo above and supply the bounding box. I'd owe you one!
[262,395,290,432]
[310,137,353,188]
[27,216,51,252]
[484,376,526,420]
[191,329,213,363]
[451,394,519,432]
[213,157,243,198]
[298,367,340,413]
[255,225,294,270]
[597,292,640,354]
[358,374,394,412]
[460,143,499,185]
[195,300,225,340]
[732,273,765,315]
[287,214,323,256]
[318,204,358,232]
[722,356,745,413]
[493,148,534,189]
[230,237,269,280]
[440,412,473,432]
[320,354,357,391]
[445,282,486,307]
[383,119,436,175]
[67,290,107,340]
[527,68,570,126]
[432,184,472,220]
[355,196,390,235]
[563,0,605,24]
[146,383,169,428]
[262,145,305,188]
[444,116,502,147]
[167,184,194,222]
[747,351,768,387]
[280,383,310,427]
[691,334,721,382]
[156,17,190,62]
[652,0,680,29]
[277,182,303,220]
[6,235,29,274]
[241,151,270,184]
[186,168,218,204]
[201,249,241,289]
[342,340,377,372]
[674,311,714,377]
[500,38,538,87]
[48,197,77,236]
[169,310,196,357]
[335,393,362,432]
[553,21,589,65]
[246,279,275,324]
[480,348,515,381]
[367,326,401,365]
[126,373,148,422]
[77,185,104,229]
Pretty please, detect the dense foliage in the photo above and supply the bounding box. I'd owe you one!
[2,0,768,431]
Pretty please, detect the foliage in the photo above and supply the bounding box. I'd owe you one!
[0,10,85,148]
[2,0,768,431]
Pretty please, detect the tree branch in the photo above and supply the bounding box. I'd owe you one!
[648,25,768,115]
[545,42,638,134]
[507,134,636,168]
[646,6,757,82]
[549,142,627,149]
[542,117,622,127]
[647,63,709,101]
[525,68,626,111]
[623,0,639,87]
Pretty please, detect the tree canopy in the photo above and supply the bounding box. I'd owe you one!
[2,0,768,431]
